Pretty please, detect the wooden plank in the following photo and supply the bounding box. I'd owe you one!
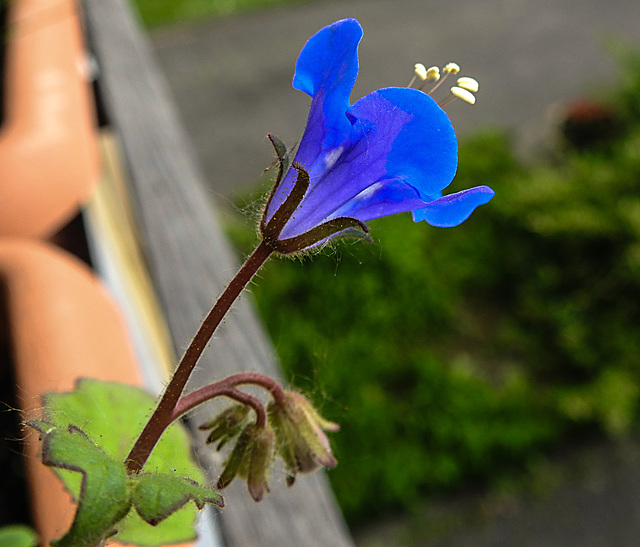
[84,131,175,394]
[81,1,353,545]
[83,133,223,547]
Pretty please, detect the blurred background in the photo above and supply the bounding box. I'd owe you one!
[137,0,640,544]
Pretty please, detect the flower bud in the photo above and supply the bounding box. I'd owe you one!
[216,422,276,502]
[268,391,339,485]
[216,423,253,490]
[199,404,251,450]
[247,426,275,502]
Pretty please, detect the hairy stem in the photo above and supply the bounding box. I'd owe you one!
[171,372,288,428]
[125,240,273,473]
[179,385,266,428]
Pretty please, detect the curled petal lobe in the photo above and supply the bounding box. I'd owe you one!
[266,19,362,222]
[412,186,496,227]
[293,18,362,114]
[293,19,363,155]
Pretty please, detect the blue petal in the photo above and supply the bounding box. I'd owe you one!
[293,19,363,151]
[267,20,363,224]
[285,90,411,233]
[354,88,458,200]
[293,18,362,105]
[331,179,427,222]
[279,88,458,236]
[412,186,495,227]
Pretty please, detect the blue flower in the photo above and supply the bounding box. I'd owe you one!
[263,18,494,249]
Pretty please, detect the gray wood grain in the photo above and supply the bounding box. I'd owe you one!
[82,1,353,545]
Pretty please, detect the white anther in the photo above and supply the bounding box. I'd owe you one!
[443,62,460,74]
[450,86,476,104]
[456,77,479,92]
[414,63,428,80]
[426,66,440,81]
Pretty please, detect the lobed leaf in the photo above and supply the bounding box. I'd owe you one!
[38,379,214,546]
[26,420,131,547]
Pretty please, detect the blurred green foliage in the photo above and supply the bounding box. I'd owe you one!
[130,0,308,27]
[228,47,640,524]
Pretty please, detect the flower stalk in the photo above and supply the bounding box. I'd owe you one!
[125,152,335,474]
[125,240,274,474]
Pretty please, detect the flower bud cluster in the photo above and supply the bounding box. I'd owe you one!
[201,390,339,501]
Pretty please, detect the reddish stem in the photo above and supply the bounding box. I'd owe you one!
[231,372,288,404]
[171,372,287,428]
[125,241,273,473]
[176,385,266,427]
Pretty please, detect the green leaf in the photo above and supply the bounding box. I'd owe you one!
[41,379,213,546]
[26,420,131,547]
[0,525,38,547]
[131,473,223,525]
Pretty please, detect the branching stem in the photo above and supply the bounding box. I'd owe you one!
[170,372,288,428]
[125,240,273,474]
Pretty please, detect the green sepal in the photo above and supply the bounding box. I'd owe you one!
[268,133,293,188]
[26,420,132,547]
[267,404,299,474]
[199,404,251,450]
[274,216,370,255]
[130,473,223,526]
[336,226,374,244]
[261,133,295,232]
[217,423,254,489]
[262,162,310,243]
[246,426,275,502]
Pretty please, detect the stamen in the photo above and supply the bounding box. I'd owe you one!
[408,61,479,108]
[440,86,476,106]
[409,63,440,89]
[451,87,476,104]
[408,63,427,87]
[443,62,460,75]
[414,63,428,81]
[456,77,479,93]
[417,66,440,91]
[425,66,440,81]
[427,62,459,95]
